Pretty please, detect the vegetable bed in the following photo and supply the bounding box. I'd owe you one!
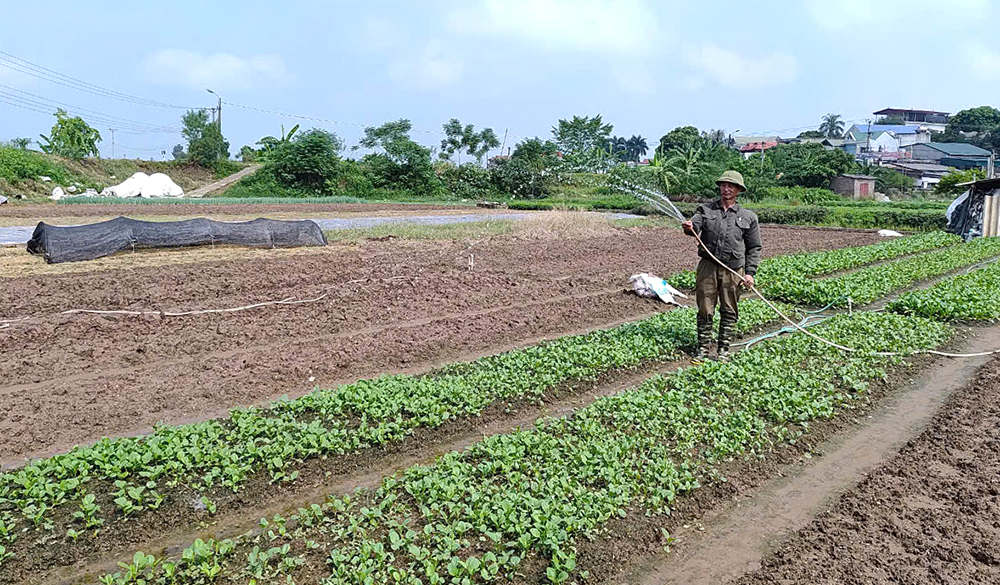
[0,302,785,571]
[93,312,951,585]
[888,259,1000,321]
[669,232,958,290]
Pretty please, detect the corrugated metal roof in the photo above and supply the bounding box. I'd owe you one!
[839,174,877,180]
[923,142,991,156]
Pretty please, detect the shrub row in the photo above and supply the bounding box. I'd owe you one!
[675,202,947,231]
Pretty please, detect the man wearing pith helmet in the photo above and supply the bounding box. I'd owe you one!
[682,170,761,363]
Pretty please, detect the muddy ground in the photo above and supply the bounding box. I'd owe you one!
[733,355,1000,585]
[0,224,881,463]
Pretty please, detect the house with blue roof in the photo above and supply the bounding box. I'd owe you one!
[845,124,932,149]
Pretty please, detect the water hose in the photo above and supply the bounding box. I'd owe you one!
[613,179,1000,360]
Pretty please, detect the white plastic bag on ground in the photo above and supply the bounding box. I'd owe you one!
[98,172,184,198]
[877,229,903,237]
[629,273,688,305]
[50,186,65,200]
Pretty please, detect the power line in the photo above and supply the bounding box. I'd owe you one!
[0,84,182,133]
[0,50,208,111]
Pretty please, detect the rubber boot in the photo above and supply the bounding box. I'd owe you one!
[693,314,713,364]
[717,312,737,362]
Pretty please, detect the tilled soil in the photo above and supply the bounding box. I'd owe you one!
[0,225,880,463]
[732,356,1000,585]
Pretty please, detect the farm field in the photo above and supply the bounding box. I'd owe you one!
[0,217,879,463]
[3,220,1000,585]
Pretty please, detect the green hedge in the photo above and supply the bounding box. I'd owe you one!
[673,202,947,231]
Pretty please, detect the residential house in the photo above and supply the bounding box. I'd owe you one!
[873,108,951,132]
[886,162,951,190]
[902,142,991,170]
[845,124,931,148]
[739,141,778,160]
[830,174,877,199]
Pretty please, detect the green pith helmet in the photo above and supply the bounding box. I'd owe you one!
[716,170,746,192]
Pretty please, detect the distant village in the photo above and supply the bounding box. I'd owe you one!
[727,108,989,196]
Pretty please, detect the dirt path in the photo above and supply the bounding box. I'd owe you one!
[184,164,260,198]
[733,357,1000,584]
[616,325,1000,585]
[0,225,881,463]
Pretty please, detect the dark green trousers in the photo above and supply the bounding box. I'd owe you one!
[695,258,742,351]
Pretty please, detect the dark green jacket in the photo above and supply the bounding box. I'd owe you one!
[689,200,762,276]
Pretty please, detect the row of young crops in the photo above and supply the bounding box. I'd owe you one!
[3,232,999,584]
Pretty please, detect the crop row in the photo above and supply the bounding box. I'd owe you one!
[669,231,958,290]
[0,301,785,570]
[888,259,1000,321]
[765,235,1000,307]
[94,312,951,585]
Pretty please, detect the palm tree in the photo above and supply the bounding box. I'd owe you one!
[819,113,844,138]
[626,135,648,162]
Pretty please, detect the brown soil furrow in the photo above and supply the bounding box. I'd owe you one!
[0,286,626,393]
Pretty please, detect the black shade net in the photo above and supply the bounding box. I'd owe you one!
[26,217,328,263]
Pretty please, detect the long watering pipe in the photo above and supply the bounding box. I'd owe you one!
[613,180,1000,359]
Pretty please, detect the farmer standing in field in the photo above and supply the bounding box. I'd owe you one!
[682,170,761,363]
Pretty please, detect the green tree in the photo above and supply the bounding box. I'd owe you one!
[238,145,256,163]
[440,121,501,165]
[37,109,101,160]
[766,142,854,188]
[797,130,826,139]
[551,114,613,154]
[171,144,187,161]
[268,129,344,192]
[819,113,844,138]
[6,137,32,150]
[182,110,229,166]
[359,119,442,196]
[626,135,648,162]
[255,124,300,160]
[935,168,986,195]
[657,126,701,155]
[511,137,559,169]
[947,106,1000,133]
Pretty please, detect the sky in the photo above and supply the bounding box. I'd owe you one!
[1,0,999,160]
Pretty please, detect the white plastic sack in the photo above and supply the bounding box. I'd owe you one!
[629,273,688,305]
[99,172,184,198]
[50,186,65,200]
[877,229,903,237]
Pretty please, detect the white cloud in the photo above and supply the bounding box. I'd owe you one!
[448,0,658,55]
[805,0,991,33]
[388,40,465,90]
[683,44,799,89]
[141,50,289,90]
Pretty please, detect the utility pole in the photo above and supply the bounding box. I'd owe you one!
[108,128,116,159]
[206,89,222,132]
[866,118,872,157]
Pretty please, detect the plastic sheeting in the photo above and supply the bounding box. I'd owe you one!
[100,172,184,198]
[26,217,328,264]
